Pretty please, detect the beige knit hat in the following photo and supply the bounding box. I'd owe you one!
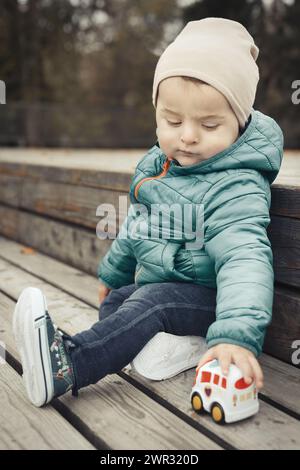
[152,17,259,128]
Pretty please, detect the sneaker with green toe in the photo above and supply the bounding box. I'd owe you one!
[13,287,77,407]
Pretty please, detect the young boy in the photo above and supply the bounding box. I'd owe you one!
[13,17,283,407]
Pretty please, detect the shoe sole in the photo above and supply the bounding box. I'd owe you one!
[131,332,208,381]
[13,287,54,407]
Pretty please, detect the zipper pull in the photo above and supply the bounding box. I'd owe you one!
[163,159,171,171]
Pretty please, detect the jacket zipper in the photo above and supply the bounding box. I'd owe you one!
[134,159,171,200]
[133,158,171,283]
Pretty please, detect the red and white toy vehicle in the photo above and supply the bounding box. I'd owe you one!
[191,359,259,424]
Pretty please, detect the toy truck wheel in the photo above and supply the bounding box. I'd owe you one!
[211,403,225,425]
[191,392,204,413]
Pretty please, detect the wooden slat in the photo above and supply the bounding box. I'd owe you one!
[259,354,300,414]
[0,204,112,276]
[0,247,300,449]
[125,367,300,450]
[0,161,133,192]
[0,174,129,230]
[1,153,300,222]
[0,147,143,176]
[0,363,95,450]
[0,278,221,450]
[0,231,298,367]
[264,284,300,366]
[0,235,100,307]
[268,215,300,289]
[272,150,300,188]
[0,147,298,187]
[271,186,300,220]
[271,151,300,218]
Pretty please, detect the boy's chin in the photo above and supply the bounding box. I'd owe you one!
[176,156,203,166]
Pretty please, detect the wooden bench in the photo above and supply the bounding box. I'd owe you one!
[0,148,299,450]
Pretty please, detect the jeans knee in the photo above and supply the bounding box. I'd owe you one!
[98,291,115,320]
[98,287,130,321]
[132,283,169,305]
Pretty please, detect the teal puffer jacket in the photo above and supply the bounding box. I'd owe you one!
[98,109,284,356]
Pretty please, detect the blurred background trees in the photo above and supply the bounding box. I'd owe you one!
[0,0,298,148]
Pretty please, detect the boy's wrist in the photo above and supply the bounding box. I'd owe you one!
[98,277,114,290]
[207,338,259,358]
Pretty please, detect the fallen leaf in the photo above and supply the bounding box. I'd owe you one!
[20,246,36,255]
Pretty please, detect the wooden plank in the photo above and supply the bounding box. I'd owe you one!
[264,284,300,366]
[0,161,132,192]
[0,204,112,276]
[125,367,300,450]
[268,215,300,289]
[0,282,221,450]
[273,150,300,189]
[0,147,143,175]
[0,147,298,186]
[271,151,300,218]
[0,150,299,218]
[0,254,299,449]
[0,363,95,450]
[0,174,129,230]
[270,186,300,220]
[0,235,100,307]
[259,354,300,414]
[0,230,298,366]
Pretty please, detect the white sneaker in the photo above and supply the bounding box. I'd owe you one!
[131,332,208,381]
[13,287,75,407]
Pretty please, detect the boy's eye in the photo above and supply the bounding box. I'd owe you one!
[167,120,181,126]
[167,120,219,130]
[203,124,219,130]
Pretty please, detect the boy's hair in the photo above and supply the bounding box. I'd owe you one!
[156,76,207,106]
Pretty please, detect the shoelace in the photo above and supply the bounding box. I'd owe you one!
[53,322,78,397]
[53,323,65,367]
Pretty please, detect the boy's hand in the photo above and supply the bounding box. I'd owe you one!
[196,343,264,391]
[98,283,112,305]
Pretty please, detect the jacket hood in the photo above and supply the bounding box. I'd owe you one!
[155,109,284,184]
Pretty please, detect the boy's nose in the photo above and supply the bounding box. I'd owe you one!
[180,127,199,145]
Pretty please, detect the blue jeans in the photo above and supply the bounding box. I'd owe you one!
[67,282,217,392]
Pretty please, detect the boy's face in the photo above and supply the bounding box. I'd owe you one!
[155,77,240,166]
